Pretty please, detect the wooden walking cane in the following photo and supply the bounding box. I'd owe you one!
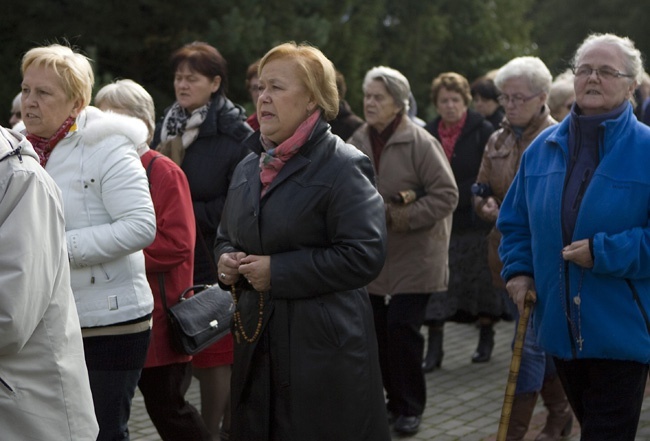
[496,290,536,441]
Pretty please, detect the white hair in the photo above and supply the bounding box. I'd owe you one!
[495,56,553,94]
[363,66,411,112]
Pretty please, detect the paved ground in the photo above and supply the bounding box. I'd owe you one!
[129,320,650,440]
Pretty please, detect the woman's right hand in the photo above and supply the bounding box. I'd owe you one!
[505,275,536,316]
[217,252,247,286]
[480,196,500,222]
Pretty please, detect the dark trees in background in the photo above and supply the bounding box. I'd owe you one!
[1,0,646,128]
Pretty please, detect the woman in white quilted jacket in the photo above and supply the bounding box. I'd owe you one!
[20,43,156,441]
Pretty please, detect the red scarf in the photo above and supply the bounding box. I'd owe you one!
[259,110,321,197]
[438,112,467,161]
[369,115,402,172]
[27,117,76,167]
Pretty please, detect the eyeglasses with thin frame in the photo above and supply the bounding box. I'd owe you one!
[497,91,543,107]
[573,65,634,80]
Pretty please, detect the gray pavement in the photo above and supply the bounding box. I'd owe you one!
[129,320,650,440]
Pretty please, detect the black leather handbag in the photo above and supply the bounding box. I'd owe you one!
[159,276,235,355]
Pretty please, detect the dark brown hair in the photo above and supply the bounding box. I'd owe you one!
[171,41,228,96]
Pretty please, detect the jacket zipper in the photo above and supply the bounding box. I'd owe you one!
[625,279,650,335]
[571,169,591,210]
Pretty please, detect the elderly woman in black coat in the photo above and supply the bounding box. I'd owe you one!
[215,42,389,441]
[422,72,503,370]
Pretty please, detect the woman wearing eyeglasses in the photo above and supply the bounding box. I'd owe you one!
[473,56,573,441]
[499,33,650,440]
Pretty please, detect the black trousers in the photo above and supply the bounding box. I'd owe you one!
[554,357,649,441]
[138,362,212,441]
[370,293,429,416]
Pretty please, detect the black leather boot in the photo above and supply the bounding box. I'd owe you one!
[422,326,443,372]
[471,324,495,363]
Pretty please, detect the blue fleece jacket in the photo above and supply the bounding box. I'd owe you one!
[498,102,650,362]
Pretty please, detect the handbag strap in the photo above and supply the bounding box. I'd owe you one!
[145,153,163,190]
[157,273,169,311]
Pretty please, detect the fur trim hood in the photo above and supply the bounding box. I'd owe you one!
[78,106,149,151]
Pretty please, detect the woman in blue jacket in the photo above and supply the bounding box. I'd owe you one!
[498,33,650,440]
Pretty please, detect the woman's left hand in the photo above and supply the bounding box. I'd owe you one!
[239,255,271,292]
[562,239,593,268]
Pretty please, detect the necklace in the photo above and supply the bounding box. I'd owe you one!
[231,285,264,344]
[559,255,584,351]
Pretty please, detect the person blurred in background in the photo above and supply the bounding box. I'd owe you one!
[96,79,213,441]
[475,56,573,441]
[21,43,156,441]
[216,42,390,441]
[329,69,364,140]
[245,59,261,131]
[407,92,427,127]
[500,32,650,441]
[548,70,575,122]
[0,125,99,440]
[422,72,498,370]
[9,92,22,129]
[349,66,458,436]
[152,41,252,441]
[471,75,504,130]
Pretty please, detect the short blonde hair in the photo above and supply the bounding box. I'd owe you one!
[95,79,156,143]
[259,42,339,120]
[21,44,94,110]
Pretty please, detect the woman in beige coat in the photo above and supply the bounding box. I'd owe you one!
[348,66,458,436]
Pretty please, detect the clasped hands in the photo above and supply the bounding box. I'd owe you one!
[218,252,271,292]
[506,238,593,315]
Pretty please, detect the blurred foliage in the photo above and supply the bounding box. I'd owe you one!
[1,0,646,127]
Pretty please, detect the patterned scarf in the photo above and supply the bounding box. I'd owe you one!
[438,111,467,161]
[27,117,76,167]
[259,110,321,197]
[160,101,210,148]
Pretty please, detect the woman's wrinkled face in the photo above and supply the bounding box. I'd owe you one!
[436,87,468,125]
[574,44,636,116]
[21,65,81,138]
[257,58,316,145]
[499,77,546,128]
[174,63,221,112]
[363,79,401,132]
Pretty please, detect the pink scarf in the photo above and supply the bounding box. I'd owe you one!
[438,111,467,161]
[27,117,76,166]
[259,110,321,197]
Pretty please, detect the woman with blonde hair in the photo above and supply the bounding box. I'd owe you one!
[21,43,156,441]
[216,42,390,441]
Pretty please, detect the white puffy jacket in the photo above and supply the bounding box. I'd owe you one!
[0,127,99,439]
[44,107,156,327]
